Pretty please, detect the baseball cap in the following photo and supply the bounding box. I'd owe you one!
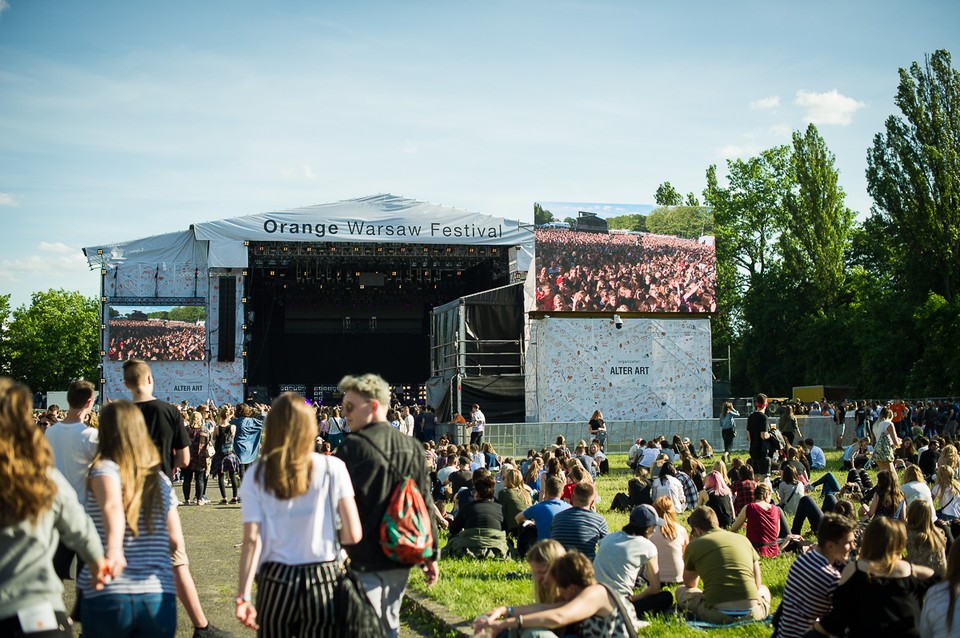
[629,504,665,530]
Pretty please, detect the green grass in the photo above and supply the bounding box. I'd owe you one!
[60,450,844,637]
[408,450,845,637]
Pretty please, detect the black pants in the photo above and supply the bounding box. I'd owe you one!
[721,428,735,453]
[256,561,341,638]
[218,471,239,499]
[470,431,483,447]
[633,590,674,616]
[791,494,839,535]
[181,468,205,502]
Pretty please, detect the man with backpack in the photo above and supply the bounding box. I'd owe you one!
[335,373,440,638]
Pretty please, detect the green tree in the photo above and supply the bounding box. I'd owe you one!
[866,49,960,302]
[685,192,701,207]
[654,181,683,206]
[606,214,647,232]
[645,206,713,238]
[0,294,11,376]
[563,217,576,226]
[6,289,100,392]
[168,306,206,323]
[534,203,554,226]
[780,124,855,307]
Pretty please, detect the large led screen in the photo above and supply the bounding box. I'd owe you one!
[534,201,716,314]
[107,305,206,361]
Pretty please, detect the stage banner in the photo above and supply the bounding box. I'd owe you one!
[529,316,711,422]
[100,360,243,406]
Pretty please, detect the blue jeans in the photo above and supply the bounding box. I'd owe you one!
[809,472,842,497]
[82,592,176,638]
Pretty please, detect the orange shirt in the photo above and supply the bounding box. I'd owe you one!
[891,402,906,423]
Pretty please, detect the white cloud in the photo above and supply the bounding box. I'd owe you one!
[38,241,75,254]
[0,1,9,16]
[750,96,780,110]
[0,192,18,206]
[302,164,317,180]
[717,144,760,159]
[769,123,792,138]
[794,90,865,126]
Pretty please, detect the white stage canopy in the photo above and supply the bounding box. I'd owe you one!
[85,194,534,270]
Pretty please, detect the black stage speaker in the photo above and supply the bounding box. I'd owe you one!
[218,276,236,362]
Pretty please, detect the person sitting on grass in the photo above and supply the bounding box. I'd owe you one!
[697,470,735,529]
[677,506,772,624]
[444,472,508,558]
[516,476,571,546]
[732,463,757,515]
[812,517,937,637]
[594,505,674,618]
[650,496,689,585]
[473,551,638,638]
[731,482,785,558]
[772,513,857,638]
[550,482,608,561]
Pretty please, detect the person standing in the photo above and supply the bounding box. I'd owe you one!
[719,402,739,463]
[747,394,771,477]
[122,359,230,638]
[588,409,607,451]
[465,403,485,447]
[45,379,100,579]
[0,377,109,638]
[335,374,440,638]
[235,393,362,636]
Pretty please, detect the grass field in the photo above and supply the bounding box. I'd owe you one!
[406,449,844,637]
[63,449,844,637]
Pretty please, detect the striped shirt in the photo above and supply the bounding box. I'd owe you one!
[550,507,608,560]
[78,460,175,597]
[774,549,840,638]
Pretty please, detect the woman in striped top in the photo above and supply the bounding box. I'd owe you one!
[79,400,183,638]
[235,393,362,636]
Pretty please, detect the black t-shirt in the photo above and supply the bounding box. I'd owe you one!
[919,449,940,477]
[136,399,191,478]
[747,410,768,458]
[450,499,504,535]
[449,469,474,494]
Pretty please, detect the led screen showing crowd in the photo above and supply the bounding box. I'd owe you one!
[107,305,206,361]
[534,228,716,314]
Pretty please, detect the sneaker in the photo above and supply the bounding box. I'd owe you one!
[218,499,228,505]
[192,623,233,638]
[195,498,205,506]
[199,497,211,505]
[229,498,239,505]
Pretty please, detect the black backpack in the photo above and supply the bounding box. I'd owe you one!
[768,426,786,451]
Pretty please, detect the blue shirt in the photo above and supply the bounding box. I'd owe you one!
[841,444,856,462]
[808,445,826,470]
[522,498,571,541]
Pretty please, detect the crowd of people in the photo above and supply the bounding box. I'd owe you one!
[10,373,960,637]
[107,319,206,361]
[534,229,716,313]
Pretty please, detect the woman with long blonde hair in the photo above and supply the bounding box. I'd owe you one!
[79,400,183,637]
[235,393,361,635]
[650,495,688,583]
[933,464,960,524]
[497,467,532,537]
[905,500,947,577]
[920,540,960,636]
[0,378,107,638]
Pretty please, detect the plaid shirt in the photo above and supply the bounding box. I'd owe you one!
[676,472,699,511]
[733,479,757,514]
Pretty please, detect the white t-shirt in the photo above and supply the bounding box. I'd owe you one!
[45,420,99,503]
[902,481,935,512]
[403,414,415,436]
[240,453,354,565]
[639,447,661,468]
[470,410,486,433]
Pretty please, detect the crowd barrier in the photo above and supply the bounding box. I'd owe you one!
[436,416,845,459]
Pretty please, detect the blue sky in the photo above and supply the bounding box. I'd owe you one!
[1,0,957,309]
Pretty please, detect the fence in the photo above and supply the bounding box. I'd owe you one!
[437,416,845,459]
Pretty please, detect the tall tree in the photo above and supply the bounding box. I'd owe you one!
[534,203,554,226]
[866,49,960,302]
[781,124,855,307]
[0,294,10,377]
[685,192,701,207]
[6,289,100,392]
[654,181,683,206]
[645,206,713,238]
